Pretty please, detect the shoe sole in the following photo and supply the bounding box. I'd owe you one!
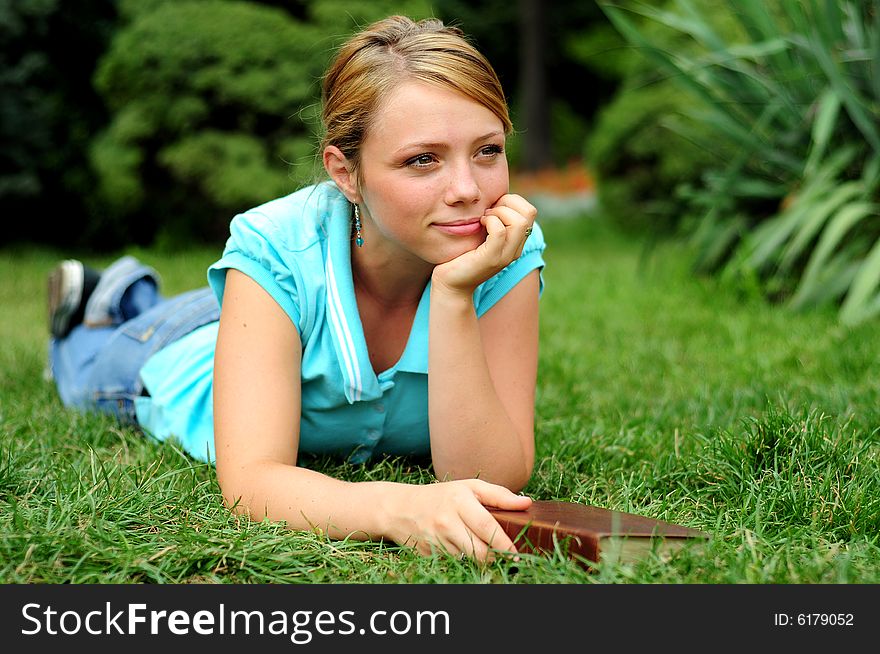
[48,260,84,338]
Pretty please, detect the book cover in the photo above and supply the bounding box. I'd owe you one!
[489,500,710,566]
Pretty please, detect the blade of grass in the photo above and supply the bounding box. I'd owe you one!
[870,2,880,102]
[803,89,842,179]
[732,0,799,78]
[789,250,862,308]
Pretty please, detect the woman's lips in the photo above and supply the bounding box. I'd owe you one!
[432,218,484,236]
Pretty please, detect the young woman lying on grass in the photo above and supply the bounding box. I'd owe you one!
[46,15,545,563]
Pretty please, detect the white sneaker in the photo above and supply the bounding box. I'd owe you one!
[47,259,85,339]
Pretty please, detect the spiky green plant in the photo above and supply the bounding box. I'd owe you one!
[601,0,880,324]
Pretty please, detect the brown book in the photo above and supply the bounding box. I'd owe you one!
[488,500,710,566]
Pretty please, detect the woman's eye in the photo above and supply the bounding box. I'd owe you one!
[479,144,504,158]
[407,154,436,168]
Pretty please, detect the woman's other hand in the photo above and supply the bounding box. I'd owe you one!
[431,193,537,296]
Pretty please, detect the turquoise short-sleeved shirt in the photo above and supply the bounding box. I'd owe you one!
[135,182,546,464]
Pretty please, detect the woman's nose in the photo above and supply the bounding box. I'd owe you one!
[444,161,481,206]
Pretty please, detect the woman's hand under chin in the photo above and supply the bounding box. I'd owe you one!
[431,193,537,297]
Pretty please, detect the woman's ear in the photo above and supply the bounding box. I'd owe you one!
[323,145,360,203]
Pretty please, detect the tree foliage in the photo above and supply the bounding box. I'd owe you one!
[91,0,441,246]
[0,0,116,247]
[90,0,325,244]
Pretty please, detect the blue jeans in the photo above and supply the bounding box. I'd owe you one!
[49,257,220,424]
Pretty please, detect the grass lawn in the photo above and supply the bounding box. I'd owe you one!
[1,216,878,583]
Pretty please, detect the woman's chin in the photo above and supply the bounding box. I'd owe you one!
[431,233,486,264]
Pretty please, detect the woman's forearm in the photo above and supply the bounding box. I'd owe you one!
[219,459,532,559]
[219,460,402,541]
[427,285,531,491]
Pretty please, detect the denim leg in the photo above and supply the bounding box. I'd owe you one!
[48,252,218,426]
[84,256,160,327]
[49,324,116,410]
[120,277,162,321]
[48,267,163,410]
[87,287,220,423]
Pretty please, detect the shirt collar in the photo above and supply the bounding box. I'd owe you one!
[324,185,381,403]
[322,184,429,403]
[393,282,429,374]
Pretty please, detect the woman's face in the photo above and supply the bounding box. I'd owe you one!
[355,80,509,266]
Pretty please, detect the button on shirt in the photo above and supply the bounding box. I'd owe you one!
[135,182,546,464]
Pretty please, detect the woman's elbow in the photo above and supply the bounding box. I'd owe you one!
[215,460,258,517]
[506,460,534,494]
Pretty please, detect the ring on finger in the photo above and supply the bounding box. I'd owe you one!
[525,226,533,237]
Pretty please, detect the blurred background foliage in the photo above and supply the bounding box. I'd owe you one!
[584,0,744,236]
[2,0,878,322]
[602,0,879,324]
[1,0,607,249]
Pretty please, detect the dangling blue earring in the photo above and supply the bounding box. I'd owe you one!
[354,203,364,248]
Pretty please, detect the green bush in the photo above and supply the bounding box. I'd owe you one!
[89,0,438,246]
[90,0,325,244]
[587,82,723,233]
[603,0,880,324]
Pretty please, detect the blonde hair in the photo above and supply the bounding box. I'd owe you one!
[320,15,512,181]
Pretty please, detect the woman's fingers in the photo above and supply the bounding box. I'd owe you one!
[479,213,508,260]
[431,193,536,294]
[458,502,516,556]
[416,528,485,561]
[435,535,464,558]
[428,517,503,563]
[480,211,524,267]
[402,481,530,563]
[492,193,538,221]
[484,204,530,236]
[457,480,532,560]
[468,478,533,511]
[483,195,537,260]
